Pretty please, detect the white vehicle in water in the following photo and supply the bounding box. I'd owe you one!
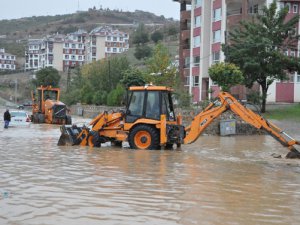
[9,111,31,127]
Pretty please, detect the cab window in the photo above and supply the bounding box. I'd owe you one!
[162,92,175,121]
[145,91,160,120]
[128,91,145,117]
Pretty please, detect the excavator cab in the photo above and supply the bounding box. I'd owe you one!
[125,87,176,123]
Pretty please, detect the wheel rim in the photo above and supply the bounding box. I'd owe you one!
[134,130,152,149]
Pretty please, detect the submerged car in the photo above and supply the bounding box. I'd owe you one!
[9,111,31,127]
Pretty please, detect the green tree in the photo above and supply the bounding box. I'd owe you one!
[107,84,125,106]
[132,23,149,44]
[223,0,300,112]
[145,43,177,87]
[121,67,146,88]
[34,67,61,87]
[134,44,152,60]
[151,30,164,43]
[80,56,130,105]
[167,25,179,36]
[208,62,244,92]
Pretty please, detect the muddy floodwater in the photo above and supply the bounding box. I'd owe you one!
[1,112,300,225]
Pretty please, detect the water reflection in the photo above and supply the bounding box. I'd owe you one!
[0,120,300,225]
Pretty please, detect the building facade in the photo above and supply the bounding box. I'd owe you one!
[25,26,129,72]
[174,0,300,103]
[86,26,129,63]
[0,48,16,70]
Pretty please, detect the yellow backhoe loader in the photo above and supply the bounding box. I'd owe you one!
[32,86,72,124]
[58,85,300,159]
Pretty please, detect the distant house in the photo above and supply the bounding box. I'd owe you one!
[25,26,129,72]
[0,48,16,71]
[86,26,129,63]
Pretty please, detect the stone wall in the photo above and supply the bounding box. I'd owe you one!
[70,104,263,135]
[70,104,124,118]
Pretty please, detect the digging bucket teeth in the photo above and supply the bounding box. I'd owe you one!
[286,148,300,159]
[57,125,83,146]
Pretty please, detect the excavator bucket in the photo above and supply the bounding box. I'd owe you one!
[57,125,84,146]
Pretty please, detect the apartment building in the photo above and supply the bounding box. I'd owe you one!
[174,0,300,103]
[63,29,88,71]
[25,26,128,72]
[86,26,129,63]
[0,48,16,70]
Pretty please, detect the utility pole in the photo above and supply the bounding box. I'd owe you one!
[14,78,18,104]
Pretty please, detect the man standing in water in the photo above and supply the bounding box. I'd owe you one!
[4,109,11,128]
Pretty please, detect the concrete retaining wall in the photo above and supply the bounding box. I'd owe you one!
[70,104,262,136]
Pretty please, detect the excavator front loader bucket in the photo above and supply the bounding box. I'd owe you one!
[57,125,84,146]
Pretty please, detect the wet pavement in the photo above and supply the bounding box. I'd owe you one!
[1,108,300,225]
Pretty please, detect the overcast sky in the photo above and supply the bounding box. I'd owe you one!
[0,0,180,20]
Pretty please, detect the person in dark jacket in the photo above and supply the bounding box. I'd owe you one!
[4,109,11,128]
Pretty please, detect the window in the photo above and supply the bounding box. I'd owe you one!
[213,8,221,22]
[194,56,200,65]
[290,51,295,57]
[113,48,117,53]
[79,44,82,48]
[145,91,160,120]
[120,37,123,41]
[195,0,202,7]
[71,44,76,49]
[65,55,69,59]
[297,74,300,83]
[128,91,145,117]
[195,16,201,27]
[279,2,285,10]
[185,76,190,85]
[193,36,201,47]
[212,51,220,64]
[284,50,289,56]
[107,36,111,41]
[193,76,199,86]
[184,57,190,68]
[286,3,291,12]
[113,37,117,41]
[293,4,298,13]
[65,43,69,48]
[78,56,82,60]
[107,47,111,52]
[213,30,221,43]
[253,4,258,13]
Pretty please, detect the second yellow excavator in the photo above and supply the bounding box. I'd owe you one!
[58,84,300,159]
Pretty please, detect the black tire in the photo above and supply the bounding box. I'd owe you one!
[128,124,160,150]
[112,141,122,147]
[90,131,101,147]
[165,143,174,150]
[66,115,72,125]
[33,114,39,123]
[38,114,45,123]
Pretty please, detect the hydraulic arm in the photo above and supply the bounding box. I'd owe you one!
[184,92,300,158]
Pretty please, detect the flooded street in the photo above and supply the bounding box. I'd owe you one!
[1,111,300,225]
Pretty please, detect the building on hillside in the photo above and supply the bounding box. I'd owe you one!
[63,29,88,71]
[86,26,129,63]
[25,27,129,72]
[0,48,16,70]
[25,39,44,71]
[173,0,300,103]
